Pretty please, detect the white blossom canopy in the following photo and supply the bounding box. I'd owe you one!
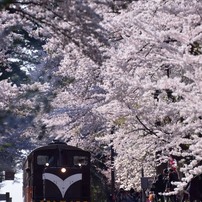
[0,0,202,191]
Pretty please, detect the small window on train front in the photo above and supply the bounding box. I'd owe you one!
[73,156,88,166]
[37,155,49,165]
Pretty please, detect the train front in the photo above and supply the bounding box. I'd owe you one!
[23,143,91,202]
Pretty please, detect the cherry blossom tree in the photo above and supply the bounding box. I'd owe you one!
[0,0,111,181]
[95,0,202,190]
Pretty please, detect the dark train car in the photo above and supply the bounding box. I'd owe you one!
[23,141,91,202]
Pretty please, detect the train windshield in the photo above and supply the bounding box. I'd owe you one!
[35,149,89,167]
[61,150,89,167]
[36,149,58,167]
[73,156,88,166]
[37,155,56,166]
[37,155,49,165]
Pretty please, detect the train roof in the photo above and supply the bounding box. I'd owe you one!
[29,141,89,155]
[23,141,90,166]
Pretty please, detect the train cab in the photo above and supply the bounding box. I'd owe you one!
[23,141,91,202]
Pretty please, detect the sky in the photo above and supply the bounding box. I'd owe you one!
[0,171,23,202]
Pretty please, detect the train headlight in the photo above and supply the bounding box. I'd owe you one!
[61,168,66,173]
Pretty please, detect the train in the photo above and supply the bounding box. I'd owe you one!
[22,140,91,202]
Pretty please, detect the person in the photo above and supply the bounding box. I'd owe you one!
[166,168,179,202]
[128,188,137,202]
[116,188,128,202]
[186,174,202,202]
[148,191,155,202]
[151,169,168,202]
[167,168,179,191]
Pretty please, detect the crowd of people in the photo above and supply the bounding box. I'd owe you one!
[113,165,202,202]
[148,168,179,202]
[114,187,141,202]
[114,168,180,202]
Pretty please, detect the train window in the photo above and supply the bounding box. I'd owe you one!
[73,156,88,166]
[37,155,49,165]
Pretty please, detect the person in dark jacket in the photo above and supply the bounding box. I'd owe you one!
[166,169,179,202]
[167,168,179,191]
[151,169,168,202]
[128,188,137,202]
[116,188,128,202]
[187,174,202,202]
